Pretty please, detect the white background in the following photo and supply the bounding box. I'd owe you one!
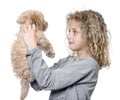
[0,0,120,100]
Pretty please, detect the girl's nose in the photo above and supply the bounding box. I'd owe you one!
[67,32,73,39]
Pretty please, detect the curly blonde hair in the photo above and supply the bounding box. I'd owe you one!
[66,10,111,68]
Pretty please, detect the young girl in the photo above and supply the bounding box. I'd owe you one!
[22,10,110,100]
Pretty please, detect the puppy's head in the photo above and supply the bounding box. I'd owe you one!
[17,10,48,31]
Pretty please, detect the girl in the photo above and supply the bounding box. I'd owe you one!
[22,10,110,100]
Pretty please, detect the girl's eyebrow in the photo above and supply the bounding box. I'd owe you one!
[70,27,76,30]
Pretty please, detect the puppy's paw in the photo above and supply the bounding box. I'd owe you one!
[46,51,55,58]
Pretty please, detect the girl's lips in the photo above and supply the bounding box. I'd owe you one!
[69,41,74,44]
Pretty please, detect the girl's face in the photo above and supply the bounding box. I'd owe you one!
[66,20,87,52]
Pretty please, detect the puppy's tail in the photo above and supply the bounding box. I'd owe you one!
[20,79,29,100]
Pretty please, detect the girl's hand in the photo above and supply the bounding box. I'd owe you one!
[21,24,37,51]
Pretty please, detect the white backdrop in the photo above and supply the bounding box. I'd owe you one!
[0,0,120,100]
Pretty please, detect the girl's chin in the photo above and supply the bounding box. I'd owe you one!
[69,46,78,51]
[69,47,75,51]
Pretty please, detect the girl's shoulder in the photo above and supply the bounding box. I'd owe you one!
[59,56,98,65]
[77,57,100,70]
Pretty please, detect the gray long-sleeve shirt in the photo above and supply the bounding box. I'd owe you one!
[26,47,100,100]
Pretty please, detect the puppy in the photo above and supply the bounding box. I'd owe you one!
[11,10,55,100]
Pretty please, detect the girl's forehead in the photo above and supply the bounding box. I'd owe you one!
[69,19,80,23]
[68,20,81,28]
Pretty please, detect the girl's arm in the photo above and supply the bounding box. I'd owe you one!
[27,47,99,91]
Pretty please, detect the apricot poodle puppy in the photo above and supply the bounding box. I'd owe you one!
[11,10,55,100]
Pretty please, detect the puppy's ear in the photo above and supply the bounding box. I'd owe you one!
[43,21,48,31]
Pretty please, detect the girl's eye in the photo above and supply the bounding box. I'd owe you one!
[73,30,77,34]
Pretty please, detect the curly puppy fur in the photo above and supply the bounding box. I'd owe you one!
[11,10,55,100]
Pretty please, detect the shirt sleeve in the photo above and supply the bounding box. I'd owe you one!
[27,47,99,91]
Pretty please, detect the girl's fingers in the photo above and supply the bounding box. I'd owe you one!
[20,24,36,40]
[27,24,32,31]
[32,24,36,31]
[19,25,24,35]
[23,24,28,33]
[24,24,35,34]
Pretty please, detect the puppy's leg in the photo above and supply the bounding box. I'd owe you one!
[38,39,55,58]
[45,43,55,58]
[37,33,55,58]
[39,40,55,58]
[20,79,29,100]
